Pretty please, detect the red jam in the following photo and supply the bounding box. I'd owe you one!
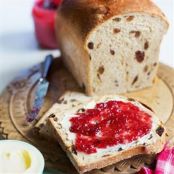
[70,101,152,154]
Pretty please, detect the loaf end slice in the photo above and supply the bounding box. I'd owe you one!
[47,92,167,173]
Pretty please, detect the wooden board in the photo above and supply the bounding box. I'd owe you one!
[0,58,174,174]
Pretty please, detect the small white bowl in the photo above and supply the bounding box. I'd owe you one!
[0,140,45,174]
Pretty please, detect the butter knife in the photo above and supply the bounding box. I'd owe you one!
[27,55,53,122]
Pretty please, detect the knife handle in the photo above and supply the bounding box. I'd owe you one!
[41,55,53,79]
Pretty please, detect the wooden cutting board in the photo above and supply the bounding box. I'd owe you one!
[0,58,174,174]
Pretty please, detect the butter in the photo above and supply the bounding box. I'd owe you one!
[0,140,44,174]
[22,150,31,169]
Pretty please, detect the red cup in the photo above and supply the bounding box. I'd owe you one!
[32,0,62,49]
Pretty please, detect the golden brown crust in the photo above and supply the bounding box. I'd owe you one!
[48,117,166,174]
[57,0,168,41]
[55,11,92,94]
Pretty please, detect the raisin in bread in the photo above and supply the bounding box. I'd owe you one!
[47,92,166,174]
[55,0,168,95]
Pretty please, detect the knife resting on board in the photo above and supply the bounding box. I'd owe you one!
[27,55,53,122]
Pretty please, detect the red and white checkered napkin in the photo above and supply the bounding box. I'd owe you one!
[139,167,153,174]
[139,146,174,174]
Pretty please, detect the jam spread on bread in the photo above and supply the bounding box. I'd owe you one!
[70,101,152,154]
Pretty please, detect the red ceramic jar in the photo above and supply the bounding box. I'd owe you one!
[32,0,62,49]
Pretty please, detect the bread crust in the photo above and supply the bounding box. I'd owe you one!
[57,0,168,42]
[48,117,166,174]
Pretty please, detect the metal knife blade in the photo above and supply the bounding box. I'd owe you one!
[27,55,53,122]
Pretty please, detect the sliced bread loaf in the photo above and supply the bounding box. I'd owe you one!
[47,92,166,173]
[56,0,168,95]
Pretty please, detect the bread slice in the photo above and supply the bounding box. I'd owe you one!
[56,0,168,95]
[47,92,166,174]
[33,92,91,139]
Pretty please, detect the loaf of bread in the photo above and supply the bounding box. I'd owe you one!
[47,92,166,174]
[55,0,168,95]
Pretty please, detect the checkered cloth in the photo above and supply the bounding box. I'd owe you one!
[139,167,153,174]
[139,146,174,174]
[155,146,174,174]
